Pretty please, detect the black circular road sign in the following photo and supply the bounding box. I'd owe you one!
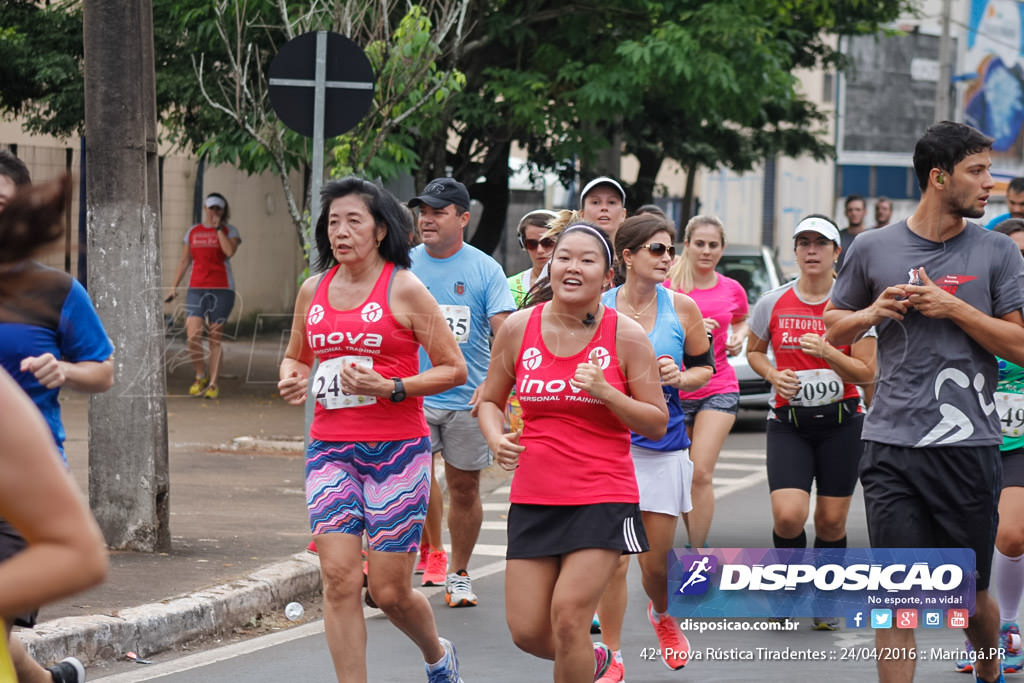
[268,31,375,138]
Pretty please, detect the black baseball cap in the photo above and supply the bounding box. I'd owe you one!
[407,177,471,210]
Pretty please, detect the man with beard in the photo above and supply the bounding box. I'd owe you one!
[825,121,1024,683]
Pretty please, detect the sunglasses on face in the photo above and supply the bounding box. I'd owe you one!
[639,242,676,258]
[524,237,557,250]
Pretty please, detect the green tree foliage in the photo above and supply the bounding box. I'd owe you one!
[432,0,912,252]
[0,1,83,137]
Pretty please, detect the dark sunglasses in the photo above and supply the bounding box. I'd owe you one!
[524,237,557,250]
[640,242,676,258]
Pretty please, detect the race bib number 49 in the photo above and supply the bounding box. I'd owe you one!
[790,369,843,407]
[314,356,377,409]
[996,391,1024,437]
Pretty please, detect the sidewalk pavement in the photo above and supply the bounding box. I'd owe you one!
[16,334,511,670]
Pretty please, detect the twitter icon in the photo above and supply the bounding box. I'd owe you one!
[871,609,892,629]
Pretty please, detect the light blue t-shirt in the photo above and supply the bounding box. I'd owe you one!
[411,243,516,410]
[602,285,691,452]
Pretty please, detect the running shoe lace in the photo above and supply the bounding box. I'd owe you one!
[448,572,471,596]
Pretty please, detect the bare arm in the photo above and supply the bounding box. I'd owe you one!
[0,369,107,615]
[824,285,910,346]
[798,333,876,385]
[662,292,712,392]
[479,311,527,470]
[572,315,668,441]
[468,310,513,414]
[216,226,240,258]
[20,355,114,393]
[904,266,1024,365]
[166,240,192,301]
[277,276,318,405]
[746,331,800,400]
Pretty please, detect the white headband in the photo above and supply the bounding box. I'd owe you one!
[562,223,613,266]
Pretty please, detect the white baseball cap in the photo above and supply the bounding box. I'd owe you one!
[793,216,840,244]
[579,176,625,208]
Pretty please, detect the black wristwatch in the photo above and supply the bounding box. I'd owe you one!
[389,377,406,403]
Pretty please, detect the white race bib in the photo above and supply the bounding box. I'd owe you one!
[996,391,1024,437]
[314,356,377,409]
[439,304,471,343]
[790,368,844,407]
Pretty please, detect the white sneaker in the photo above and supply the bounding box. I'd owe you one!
[444,570,478,607]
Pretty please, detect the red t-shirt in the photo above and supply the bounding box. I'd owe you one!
[749,281,861,410]
[306,263,427,442]
[511,304,637,505]
[186,223,240,289]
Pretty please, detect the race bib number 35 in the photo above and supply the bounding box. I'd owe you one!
[439,304,471,343]
[996,391,1024,437]
[314,356,377,409]
[790,368,843,407]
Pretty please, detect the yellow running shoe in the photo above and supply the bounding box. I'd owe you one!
[202,385,219,399]
[188,376,209,396]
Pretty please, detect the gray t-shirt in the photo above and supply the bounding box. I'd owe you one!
[831,219,1024,447]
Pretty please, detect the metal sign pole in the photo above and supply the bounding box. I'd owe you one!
[309,30,327,271]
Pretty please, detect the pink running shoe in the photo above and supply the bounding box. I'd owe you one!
[593,642,612,681]
[421,549,448,587]
[648,601,690,669]
[415,544,431,574]
[595,658,624,683]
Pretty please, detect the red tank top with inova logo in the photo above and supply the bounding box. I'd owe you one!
[512,303,637,505]
[306,262,427,442]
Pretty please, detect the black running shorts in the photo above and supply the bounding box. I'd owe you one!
[859,441,1001,591]
[766,412,864,496]
[0,518,38,627]
[506,502,649,559]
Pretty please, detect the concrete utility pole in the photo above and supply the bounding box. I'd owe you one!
[83,0,170,551]
[935,0,954,122]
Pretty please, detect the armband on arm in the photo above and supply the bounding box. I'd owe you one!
[684,344,716,373]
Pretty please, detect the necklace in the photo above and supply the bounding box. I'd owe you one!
[623,288,658,319]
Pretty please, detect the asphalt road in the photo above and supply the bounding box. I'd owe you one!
[91,411,996,682]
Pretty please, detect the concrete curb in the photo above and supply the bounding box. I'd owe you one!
[17,552,322,667]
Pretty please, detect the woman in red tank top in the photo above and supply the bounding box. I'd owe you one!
[167,192,242,399]
[278,178,467,682]
[479,223,668,683]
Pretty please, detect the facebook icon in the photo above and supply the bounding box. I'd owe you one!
[847,611,865,629]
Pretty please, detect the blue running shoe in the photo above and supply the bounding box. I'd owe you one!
[426,637,463,683]
[1001,622,1022,673]
[591,612,602,634]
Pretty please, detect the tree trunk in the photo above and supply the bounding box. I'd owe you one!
[680,161,699,240]
[633,148,663,208]
[467,140,511,255]
[83,0,170,551]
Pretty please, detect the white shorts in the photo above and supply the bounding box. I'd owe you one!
[424,406,493,471]
[631,444,693,516]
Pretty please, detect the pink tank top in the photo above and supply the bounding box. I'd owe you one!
[306,263,427,441]
[512,303,637,505]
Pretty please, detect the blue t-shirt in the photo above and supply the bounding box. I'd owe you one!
[411,243,516,410]
[0,262,114,459]
[986,212,1011,230]
[602,285,691,452]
